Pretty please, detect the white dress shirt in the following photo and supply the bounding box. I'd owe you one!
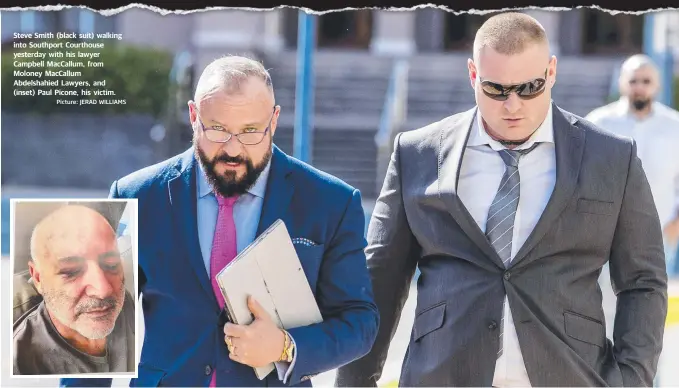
[457,105,557,387]
[585,97,679,229]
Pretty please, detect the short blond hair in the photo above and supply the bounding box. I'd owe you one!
[473,12,548,59]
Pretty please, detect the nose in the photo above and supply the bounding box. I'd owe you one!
[631,84,647,95]
[503,93,522,114]
[221,135,243,156]
[82,263,114,298]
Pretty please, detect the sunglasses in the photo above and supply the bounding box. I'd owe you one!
[479,69,548,101]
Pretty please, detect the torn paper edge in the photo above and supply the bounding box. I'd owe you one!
[0,3,676,16]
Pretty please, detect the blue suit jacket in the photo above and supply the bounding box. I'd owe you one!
[61,145,379,387]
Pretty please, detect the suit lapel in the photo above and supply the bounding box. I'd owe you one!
[257,145,294,236]
[438,108,506,268]
[167,148,218,308]
[511,103,585,266]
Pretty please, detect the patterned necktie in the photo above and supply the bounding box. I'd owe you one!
[485,143,539,266]
[485,143,538,360]
[209,194,238,387]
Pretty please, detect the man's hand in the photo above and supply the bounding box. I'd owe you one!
[664,218,679,244]
[224,296,286,368]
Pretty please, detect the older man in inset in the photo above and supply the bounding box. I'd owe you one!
[13,205,135,375]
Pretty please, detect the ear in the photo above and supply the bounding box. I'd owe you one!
[187,101,198,130]
[28,260,43,294]
[651,71,662,96]
[617,72,627,97]
[271,105,280,137]
[652,81,662,97]
[468,58,477,90]
[548,55,558,88]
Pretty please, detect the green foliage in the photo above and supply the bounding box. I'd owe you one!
[3,39,173,116]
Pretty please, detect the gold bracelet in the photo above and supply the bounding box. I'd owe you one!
[278,330,293,362]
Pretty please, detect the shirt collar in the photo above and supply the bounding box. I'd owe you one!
[197,152,271,199]
[468,103,555,151]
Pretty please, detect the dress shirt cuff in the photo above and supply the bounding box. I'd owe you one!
[274,335,297,384]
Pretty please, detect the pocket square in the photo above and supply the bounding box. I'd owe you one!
[291,237,320,247]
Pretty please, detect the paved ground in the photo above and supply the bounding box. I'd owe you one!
[311,280,418,387]
[3,258,678,387]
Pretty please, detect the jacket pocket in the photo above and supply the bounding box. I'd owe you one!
[413,302,446,342]
[576,198,615,215]
[564,310,605,348]
[131,363,167,387]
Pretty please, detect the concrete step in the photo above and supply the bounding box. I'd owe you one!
[311,158,377,169]
[312,152,376,165]
[313,167,376,178]
[310,170,377,197]
[276,82,387,94]
[269,52,393,77]
[277,115,380,130]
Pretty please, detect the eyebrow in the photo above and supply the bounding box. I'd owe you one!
[99,251,121,260]
[205,117,267,129]
[200,106,275,129]
[481,69,547,85]
[57,256,85,265]
[57,251,120,264]
[482,75,540,85]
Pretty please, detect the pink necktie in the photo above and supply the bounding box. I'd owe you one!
[209,194,238,387]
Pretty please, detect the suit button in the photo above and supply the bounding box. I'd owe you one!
[503,272,511,280]
[205,365,212,376]
[488,321,498,330]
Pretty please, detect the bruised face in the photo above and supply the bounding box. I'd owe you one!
[189,77,279,198]
[29,206,125,340]
[468,42,557,141]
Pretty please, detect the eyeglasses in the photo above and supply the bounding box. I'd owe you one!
[195,107,275,145]
[479,69,548,101]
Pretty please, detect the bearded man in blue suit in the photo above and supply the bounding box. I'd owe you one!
[61,55,378,387]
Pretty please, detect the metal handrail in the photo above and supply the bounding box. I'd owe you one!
[608,63,621,101]
[374,59,409,197]
[375,59,409,147]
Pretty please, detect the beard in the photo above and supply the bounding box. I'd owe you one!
[42,279,125,340]
[194,135,273,198]
[631,97,651,111]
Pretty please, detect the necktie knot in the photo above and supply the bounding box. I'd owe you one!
[498,142,539,167]
[216,194,238,208]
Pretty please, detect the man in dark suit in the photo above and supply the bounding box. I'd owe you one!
[61,55,379,387]
[336,13,667,387]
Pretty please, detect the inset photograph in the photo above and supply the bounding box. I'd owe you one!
[10,199,137,377]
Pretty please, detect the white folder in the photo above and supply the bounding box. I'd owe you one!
[216,219,323,380]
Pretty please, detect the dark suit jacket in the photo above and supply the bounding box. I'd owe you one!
[336,104,668,387]
[61,145,379,387]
